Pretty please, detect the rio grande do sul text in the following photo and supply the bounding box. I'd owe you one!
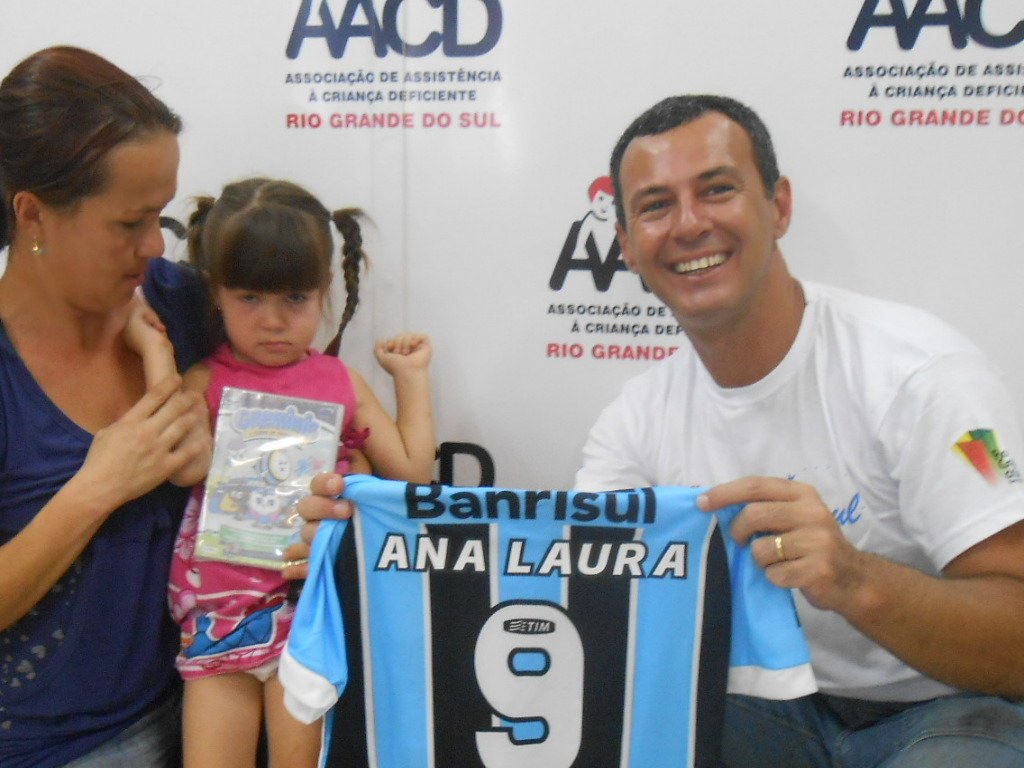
[841,59,1024,127]
[547,301,680,362]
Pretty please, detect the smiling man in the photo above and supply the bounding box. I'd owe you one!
[574,95,1024,766]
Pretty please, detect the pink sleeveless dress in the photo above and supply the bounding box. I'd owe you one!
[168,344,365,679]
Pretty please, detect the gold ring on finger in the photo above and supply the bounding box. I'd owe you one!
[774,535,787,563]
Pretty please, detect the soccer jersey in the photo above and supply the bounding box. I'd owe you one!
[280,475,815,768]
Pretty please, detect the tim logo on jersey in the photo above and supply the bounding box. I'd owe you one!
[549,176,648,293]
[287,0,503,59]
[953,428,1022,485]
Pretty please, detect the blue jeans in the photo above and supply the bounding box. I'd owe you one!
[724,693,1024,767]
[60,691,182,768]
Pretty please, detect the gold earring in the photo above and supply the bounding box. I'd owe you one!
[31,239,44,256]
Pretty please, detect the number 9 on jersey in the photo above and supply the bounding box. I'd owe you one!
[474,602,584,768]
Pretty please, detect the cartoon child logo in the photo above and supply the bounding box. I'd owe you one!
[549,176,646,292]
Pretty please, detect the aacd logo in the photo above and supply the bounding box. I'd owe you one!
[848,0,1024,50]
[549,176,648,293]
[288,0,503,59]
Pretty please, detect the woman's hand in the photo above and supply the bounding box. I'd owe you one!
[75,375,208,514]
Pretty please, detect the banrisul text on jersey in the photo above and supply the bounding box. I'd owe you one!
[405,483,657,523]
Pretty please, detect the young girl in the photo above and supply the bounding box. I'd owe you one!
[129,177,435,768]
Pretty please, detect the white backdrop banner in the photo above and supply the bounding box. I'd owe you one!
[2,1,1023,489]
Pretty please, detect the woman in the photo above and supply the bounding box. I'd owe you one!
[0,46,211,767]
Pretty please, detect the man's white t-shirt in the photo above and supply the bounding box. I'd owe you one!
[576,281,1024,701]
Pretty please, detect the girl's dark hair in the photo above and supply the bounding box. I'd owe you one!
[0,46,182,249]
[187,178,367,355]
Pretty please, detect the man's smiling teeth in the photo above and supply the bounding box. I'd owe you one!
[673,253,727,274]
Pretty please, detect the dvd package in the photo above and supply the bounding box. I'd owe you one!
[195,386,343,569]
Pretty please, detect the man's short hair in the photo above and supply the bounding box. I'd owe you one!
[610,95,780,227]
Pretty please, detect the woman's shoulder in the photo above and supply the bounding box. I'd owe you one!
[143,259,217,371]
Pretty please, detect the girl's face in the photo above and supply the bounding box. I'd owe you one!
[217,286,324,367]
